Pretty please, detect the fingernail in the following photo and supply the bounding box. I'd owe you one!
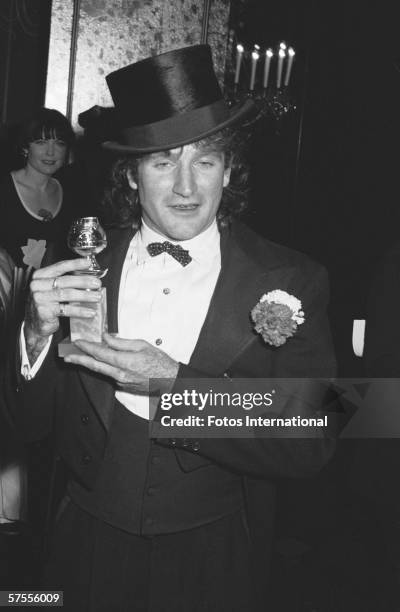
[90,279,101,288]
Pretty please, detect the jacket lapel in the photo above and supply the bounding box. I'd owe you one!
[77,227,135,430]
[189,222,295,375]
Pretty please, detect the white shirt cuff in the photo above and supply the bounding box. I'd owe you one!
[20,322,52,380]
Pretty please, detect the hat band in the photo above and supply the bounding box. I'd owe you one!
[120,99,230,149]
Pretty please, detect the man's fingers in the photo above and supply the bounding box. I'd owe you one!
[31,274,101,293]
[63,354,130,383]
[32,258,93,279]
[35,288,102,305]
[74,339,139,370]
[102,333,149,351]
[36,303,96,320]
[73,340,119,363]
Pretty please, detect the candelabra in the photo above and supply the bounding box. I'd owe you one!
[224,41,297,124]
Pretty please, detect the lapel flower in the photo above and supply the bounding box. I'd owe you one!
[251,290,305,347]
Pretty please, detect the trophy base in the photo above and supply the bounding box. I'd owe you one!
[58,338,87,357]
[56,288,108,357]
[68,287,107,342]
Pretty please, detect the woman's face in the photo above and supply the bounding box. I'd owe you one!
[26,136,67,176]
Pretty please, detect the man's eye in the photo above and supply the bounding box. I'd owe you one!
[154,161,172,168]
[198,160,215,167]
[56,140,66,147]
[34,139,46,144]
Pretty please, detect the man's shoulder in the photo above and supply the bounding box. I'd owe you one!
[231,220,325,278]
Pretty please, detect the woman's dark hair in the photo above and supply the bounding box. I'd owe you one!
[100,126,251,229]
[16,107,75,152]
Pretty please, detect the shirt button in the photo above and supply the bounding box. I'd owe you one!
[81,414,89,424]
[151,456,160,465]
[82,453,92,464]
[163,288,171,294]
[147,487,156,496]
[145,517,154,526]
[155,338,162,346]
[192,441,200,451]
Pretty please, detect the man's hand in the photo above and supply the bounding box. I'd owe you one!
[63,333,179,394]
[24,258,102,365]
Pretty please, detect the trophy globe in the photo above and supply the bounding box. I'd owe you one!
[67,217,107,277]
[58,217,108,355]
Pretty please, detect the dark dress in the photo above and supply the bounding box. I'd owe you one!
[0,172,88,268]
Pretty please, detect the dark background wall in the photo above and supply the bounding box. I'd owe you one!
[0,0,52,170]
[228,0,400,376]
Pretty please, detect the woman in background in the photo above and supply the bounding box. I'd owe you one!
[0,108,83,548]
[0,107,83,270]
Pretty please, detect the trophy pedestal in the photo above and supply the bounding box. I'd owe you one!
[58,338,86,357]
[58,287,107,357]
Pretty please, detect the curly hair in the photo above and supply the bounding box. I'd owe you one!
[100,126,250,230]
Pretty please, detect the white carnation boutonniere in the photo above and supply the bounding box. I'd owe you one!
[251,289,305,347]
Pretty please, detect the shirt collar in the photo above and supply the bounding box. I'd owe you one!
[134,219,220,265]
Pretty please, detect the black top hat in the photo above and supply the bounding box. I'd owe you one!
[103,44,253,154]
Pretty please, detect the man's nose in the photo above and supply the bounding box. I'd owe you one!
[173,165,195,197]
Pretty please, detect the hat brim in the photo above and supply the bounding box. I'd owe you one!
[102,98,255,154]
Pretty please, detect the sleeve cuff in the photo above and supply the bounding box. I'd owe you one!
[20,322,53,380]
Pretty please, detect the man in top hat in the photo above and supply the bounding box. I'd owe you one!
[5,45,336,611]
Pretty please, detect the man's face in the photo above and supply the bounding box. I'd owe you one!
[127,143,231,241]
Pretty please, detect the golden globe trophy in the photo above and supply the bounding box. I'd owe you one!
[58,217,108,357]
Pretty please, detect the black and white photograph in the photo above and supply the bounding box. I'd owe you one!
[0,1,399,610]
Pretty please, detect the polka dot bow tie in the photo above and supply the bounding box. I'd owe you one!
[146,241,192,266]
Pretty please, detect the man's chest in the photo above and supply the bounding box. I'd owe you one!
[117,254,221,364]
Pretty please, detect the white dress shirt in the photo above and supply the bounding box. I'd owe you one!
[116,220,221,419]
[21,220,221,420]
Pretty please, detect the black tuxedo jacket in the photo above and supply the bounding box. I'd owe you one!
[5,219,336,597]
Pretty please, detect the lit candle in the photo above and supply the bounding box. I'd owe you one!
[276,48,285,88]
[263,48,273,88]
[279,41,287,51]
[250,50,259,90]
[234,44,244,84]
[284,47,295,86]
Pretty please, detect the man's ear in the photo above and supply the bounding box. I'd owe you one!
[223,167,231,188]
[127,170,138,190]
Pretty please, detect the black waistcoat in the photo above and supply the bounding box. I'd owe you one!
[68,401,244,535]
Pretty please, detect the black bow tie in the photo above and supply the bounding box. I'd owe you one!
[147,241,192,266]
